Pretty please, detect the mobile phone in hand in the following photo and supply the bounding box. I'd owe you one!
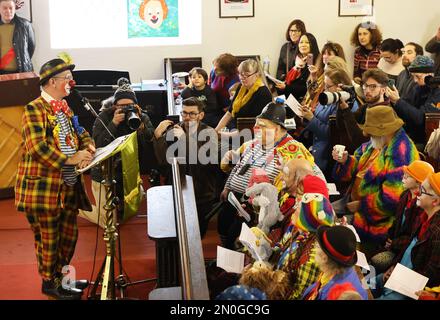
[306,53,314,66]
[387,79,396,89]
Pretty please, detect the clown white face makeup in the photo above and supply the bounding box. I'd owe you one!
[142,0,166,29]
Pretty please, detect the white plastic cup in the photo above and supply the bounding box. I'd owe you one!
[334,144,346,160]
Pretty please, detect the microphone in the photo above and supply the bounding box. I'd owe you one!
[69,80,116,140]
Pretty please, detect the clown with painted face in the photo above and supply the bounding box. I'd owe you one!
[139,0,168,29]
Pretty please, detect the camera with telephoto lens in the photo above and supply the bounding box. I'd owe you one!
[121,104,141,130]
[318,85,356,106]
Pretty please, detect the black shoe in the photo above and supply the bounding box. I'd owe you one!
[42,279,83,300]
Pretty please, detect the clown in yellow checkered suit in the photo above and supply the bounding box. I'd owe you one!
[15,58,95,300]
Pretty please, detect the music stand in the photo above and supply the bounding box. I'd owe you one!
[78,133,155,300]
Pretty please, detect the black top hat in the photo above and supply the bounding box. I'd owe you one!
[257,102,287,129]
[317,225,357,267]
[39,58,75,85]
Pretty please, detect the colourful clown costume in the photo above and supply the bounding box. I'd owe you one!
[15,74,93,286]
[333,128,418,253]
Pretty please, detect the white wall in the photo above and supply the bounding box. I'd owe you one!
[31,0,440,81]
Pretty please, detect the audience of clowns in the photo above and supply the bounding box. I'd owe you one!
[48,18,440,300]
[204,20,440,300]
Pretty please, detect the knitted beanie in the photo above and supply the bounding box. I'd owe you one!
[408,55,435,74]
[403,161,435,183]
[428,172,440,197]
[296,193,335,233]
[113,78,137,104]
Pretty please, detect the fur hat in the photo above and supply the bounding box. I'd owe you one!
[296,193,335,233]
[403,161,434,183]
[408,55,435,74]
[358,105,404,136]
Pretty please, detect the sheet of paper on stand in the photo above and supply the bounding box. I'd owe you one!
[356,250,370,271]
[327,183,340,195]
[285,94,303,117]
[345,224,361,243]
[76,134,131,174]
[216,246,245,274]
[384,263,429,300]
[228,192,251,222]
[239,223,264,261]
[265,71,284,85]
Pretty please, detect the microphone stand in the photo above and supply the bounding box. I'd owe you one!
[78,91,155,300]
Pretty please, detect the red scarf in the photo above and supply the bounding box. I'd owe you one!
[284,67,302,85]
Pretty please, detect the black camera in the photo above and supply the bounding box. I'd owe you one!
[318,85,356,105]
[425,75,440,88]
[122,104,141,130]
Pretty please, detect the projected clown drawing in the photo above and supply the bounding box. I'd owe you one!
[128,0,178,38]
[139,0,168,29]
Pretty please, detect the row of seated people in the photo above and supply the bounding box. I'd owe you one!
[78,52,440,300]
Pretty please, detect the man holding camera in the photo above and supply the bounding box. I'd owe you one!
[79,80,154,227]
[153,97,221,238]
[387,55,440,149]
[336,68,390,153]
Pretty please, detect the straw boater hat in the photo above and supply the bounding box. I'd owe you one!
[358,105,404,136]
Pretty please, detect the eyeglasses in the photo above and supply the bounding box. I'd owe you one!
[289,29,301,34]
[180,111,200,119]
[362,84,384,91]
[52,75,73,81]
[239,72,257,79]
[419,185,437,197]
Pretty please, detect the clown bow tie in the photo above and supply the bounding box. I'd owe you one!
[50,100,70,114]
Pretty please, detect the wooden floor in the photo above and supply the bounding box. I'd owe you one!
[0,176,219,300]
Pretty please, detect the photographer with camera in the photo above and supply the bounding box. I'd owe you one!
[79,79,154,227]
[335,68,391,153]
[387,55,440,149]
[299,68,357,173]
[153,97,221,238]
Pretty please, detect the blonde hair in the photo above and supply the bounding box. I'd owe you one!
[326,56,351,80]
[238,59,269,87]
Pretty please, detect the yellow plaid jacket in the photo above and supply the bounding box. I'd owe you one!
[15,96,93,213]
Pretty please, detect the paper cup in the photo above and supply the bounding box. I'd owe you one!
[334,145,346,160]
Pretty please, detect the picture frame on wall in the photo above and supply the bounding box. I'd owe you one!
[219,0,254,19]
[15,0,32,22]
[338,0,373,17]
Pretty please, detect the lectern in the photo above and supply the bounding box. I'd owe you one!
[0,72,40,199]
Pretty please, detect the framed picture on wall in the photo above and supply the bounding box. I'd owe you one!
[339,0,373,17]
[15,0,33,22]
[219,0,254,19]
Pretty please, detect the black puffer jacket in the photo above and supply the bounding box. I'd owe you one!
[0,15,35,72]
